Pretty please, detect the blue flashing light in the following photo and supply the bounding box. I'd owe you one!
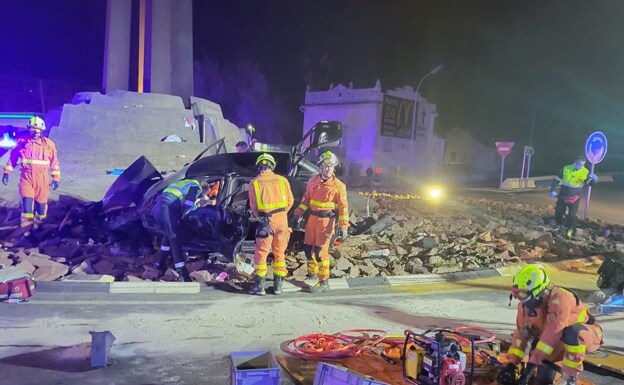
[0,114,35,119]
[0,132,17,149]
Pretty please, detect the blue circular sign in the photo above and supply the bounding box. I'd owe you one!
[585,131,607,164]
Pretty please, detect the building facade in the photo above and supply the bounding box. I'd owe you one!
[443,127,498,183]
[301,81,442,177]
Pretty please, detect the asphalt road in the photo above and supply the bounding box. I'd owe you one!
[1,278,622,385]
[459,182,624,226]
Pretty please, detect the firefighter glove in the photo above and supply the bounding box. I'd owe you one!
[549,191,557,198]
[1,173,8,186]
[51,180,59,191]
[497,363,518,385]
[340,228,349,240]
[589,173,598,182]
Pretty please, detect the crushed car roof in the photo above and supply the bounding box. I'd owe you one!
[185,151,293,179]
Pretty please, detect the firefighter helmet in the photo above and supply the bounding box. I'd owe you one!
[27,116,46,131]
[511,265,550,300]
[256,153,276,168]
[318,151,339,167]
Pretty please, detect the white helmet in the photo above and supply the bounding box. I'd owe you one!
[318,151,339,167]
[27,116,46,131]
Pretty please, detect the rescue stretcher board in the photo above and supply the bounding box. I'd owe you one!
[584,348,624,376]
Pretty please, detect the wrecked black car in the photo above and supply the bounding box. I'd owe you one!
[98,121,343,261]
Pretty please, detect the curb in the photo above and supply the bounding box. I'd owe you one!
[460,187,550,194]
[33,257,601,295]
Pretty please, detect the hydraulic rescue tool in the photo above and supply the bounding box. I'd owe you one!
[403,329,476,385]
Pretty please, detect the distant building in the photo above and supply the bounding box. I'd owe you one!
[301,81,443,177]
[443,127,498,182]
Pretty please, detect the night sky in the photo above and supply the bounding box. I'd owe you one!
[2,0,623,173]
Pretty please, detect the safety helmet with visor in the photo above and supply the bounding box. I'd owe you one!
[256,153,276,170]
[510,265,550,302]
[27,116,46,131]
[318,151,339,167]
[318,151,338,180]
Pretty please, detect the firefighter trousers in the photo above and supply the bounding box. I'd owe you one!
[303,215,335,280]
[254,212,290,278]
[555,196,580,231]
[19,172,51,228]
[151,200,185,267]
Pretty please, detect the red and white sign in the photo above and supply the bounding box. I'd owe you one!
[495,141,514,157]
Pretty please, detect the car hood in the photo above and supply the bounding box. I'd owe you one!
[101,156,163,213]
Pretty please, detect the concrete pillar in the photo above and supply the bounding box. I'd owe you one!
[149,0,172,96]
[150,0,193,105]
[103,0,193,101]
[102,0,132,93]
[170,0,194,105]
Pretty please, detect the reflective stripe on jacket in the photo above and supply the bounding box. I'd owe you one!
[4,137,61,181]
[248,170,294,218]
[163,179,202,209]
[297,174,349,229]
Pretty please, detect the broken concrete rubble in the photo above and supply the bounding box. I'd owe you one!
[0,194,622,284]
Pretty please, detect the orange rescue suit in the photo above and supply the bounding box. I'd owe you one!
[294,174,349,280]
[248,170,294,278]
[4,136,61,224]
[504,287,603,378]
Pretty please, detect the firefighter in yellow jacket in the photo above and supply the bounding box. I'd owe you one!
[2,116,61,233]
[550,156,597,238]
[499,265,603,385]
[248,153,294,295]
[294,151,349,293]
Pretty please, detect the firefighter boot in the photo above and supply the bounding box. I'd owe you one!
[249,276,266,296]
[273,276,284,295]
[155,253,168,279]
[175,266,192,282]
[309,280,330,293]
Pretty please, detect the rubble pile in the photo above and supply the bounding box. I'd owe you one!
[0,194,622,283]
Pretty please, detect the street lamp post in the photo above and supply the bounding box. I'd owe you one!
[409,65,444,173]
[522,91,558,186]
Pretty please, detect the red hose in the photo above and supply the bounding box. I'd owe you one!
[281,329,396,359]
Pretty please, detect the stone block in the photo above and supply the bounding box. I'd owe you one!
[15,260,36,275]
[32,263,69,281]
[190,270,212,283]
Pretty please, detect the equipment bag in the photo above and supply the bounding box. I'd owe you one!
[0,267,36,303]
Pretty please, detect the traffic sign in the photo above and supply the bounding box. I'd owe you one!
[585,131,607,164]
[524,146,534,156]
[495,141,514,157]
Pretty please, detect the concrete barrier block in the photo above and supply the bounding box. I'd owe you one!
[109,281,156,294]
[155,282,200,294]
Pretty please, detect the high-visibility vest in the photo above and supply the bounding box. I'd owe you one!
[163,179,200,202]
[561,165,588,188]
[252,177,289,212]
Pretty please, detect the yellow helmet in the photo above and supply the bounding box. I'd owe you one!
[255,153,276,168]
[511,265,550,300]
[318,151,339,166]
[27,116,46,131]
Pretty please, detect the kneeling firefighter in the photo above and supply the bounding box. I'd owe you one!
[498,265,604,385]
[294,151,349,293]
[248,153,294,295]
[152,179,210,282]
